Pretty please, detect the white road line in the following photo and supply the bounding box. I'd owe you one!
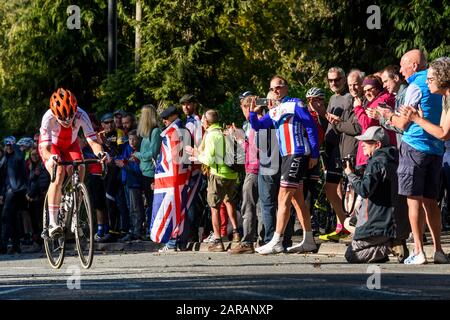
[0,287,27,295]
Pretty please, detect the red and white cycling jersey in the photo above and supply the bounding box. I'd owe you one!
[39,107,97,150]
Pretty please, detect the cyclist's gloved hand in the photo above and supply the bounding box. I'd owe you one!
[97,152,111,163]
[46,154,59,168]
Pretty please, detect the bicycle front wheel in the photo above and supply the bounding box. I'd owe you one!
[74,183,94,269]
[42,193,66,269]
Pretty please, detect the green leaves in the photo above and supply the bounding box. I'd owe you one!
[0,0,448,136]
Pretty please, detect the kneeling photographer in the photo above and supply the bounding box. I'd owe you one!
[343,126,399,263]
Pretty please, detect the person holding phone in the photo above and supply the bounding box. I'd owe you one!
[249,75,320,255]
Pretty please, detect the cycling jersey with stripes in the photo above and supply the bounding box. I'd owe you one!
[249,98,319,159]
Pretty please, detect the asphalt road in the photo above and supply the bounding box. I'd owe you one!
[1,249,450,300]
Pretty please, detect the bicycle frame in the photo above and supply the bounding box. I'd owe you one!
[43,158,105,269]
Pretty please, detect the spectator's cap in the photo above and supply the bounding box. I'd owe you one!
[113,109,126,117]
[306,87,325,98]
[179,94,197,104]
[239,91,254,100]
[362,77,383,92]
[3,136,16,145]
[355,126,390,146]
[101,112,114,123]
[160,105,179,120]
[16,137,34,148]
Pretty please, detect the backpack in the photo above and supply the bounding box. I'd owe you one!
[223,132,246,173]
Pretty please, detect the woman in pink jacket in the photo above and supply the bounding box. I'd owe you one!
[354,75,396,167]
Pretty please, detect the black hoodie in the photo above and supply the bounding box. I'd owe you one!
[346,146,398,241]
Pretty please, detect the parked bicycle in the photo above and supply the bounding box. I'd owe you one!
[41,159,106,269]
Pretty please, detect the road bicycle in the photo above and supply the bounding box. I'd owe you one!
[41,159,105,269]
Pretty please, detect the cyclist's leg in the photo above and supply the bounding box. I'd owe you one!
[44,145,66,230]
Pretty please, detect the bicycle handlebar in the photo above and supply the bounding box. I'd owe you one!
[51,159,107,183]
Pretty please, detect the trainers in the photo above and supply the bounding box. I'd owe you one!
[202,231,216,243]
[48,225,63,238]
[232,231,241,243]
[255,240,284,255]
[404,251,427,265]
[158,245,177,253]
[287,241,317,254]
[319,229,349,242]
[94,233,113,243]
[228,243,255,254]
[94,233,105,242]
[433,251,450,264]
[208,240,225,252]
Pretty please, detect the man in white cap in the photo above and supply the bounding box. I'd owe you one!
[343,126,400,263]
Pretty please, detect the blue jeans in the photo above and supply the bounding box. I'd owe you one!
[258,172,280,244]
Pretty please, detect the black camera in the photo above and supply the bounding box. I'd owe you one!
[341,155,355,169]
[255,98,269,106]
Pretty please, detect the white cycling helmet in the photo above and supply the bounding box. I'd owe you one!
[306,87,325,98]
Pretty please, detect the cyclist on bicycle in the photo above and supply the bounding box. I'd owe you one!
[38,88,109,238]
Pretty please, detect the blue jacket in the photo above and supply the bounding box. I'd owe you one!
[116,143,143,189]
[249,97,319,158]
[402,69,443,155]
[1,146,27,195]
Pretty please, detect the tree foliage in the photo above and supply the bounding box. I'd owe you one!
[0,0,448,136]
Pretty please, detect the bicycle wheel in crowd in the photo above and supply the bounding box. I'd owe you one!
[42,193,66,269]
[74,183,94,269]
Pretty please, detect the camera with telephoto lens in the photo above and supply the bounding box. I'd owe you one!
[341,155,355,169]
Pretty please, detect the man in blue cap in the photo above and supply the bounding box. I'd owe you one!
[97,112,127,241]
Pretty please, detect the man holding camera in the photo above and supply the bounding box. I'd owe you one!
[343,126,398,263]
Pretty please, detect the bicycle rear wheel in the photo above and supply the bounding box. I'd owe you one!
[42,193,66,269]
[74,183,94,269]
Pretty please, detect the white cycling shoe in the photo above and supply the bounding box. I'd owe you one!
[48,224,63,238]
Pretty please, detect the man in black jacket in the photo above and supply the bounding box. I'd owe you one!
[343,126,398,263]
[0,138,27,254]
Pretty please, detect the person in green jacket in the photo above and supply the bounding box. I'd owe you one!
[134,104,162,238]
[186,109,240,252]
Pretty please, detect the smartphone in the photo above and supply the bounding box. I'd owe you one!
[255,98,269,106]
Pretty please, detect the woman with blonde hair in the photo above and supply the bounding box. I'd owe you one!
[134,104,162,238]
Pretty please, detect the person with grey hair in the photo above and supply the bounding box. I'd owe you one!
[343,126,399,263]
[320,67,355,242]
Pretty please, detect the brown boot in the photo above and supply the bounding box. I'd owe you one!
[228,243,254,254]
[232,231,241,243]
[390,240,409,263]
[208,240,225,252]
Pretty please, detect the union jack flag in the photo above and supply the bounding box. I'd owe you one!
[149,119,195,243]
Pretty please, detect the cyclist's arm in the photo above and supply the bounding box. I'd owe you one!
[39,111,55,162]
[87,139,104,157]
[39,143,54,162]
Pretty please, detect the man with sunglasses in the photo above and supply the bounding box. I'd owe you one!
[249,75,319,254]
[39,88,109,238]
[320,67,354,242]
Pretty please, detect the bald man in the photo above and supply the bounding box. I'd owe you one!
[389,49,448,264]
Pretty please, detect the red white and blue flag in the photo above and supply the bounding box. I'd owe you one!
[150,119,194,243]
